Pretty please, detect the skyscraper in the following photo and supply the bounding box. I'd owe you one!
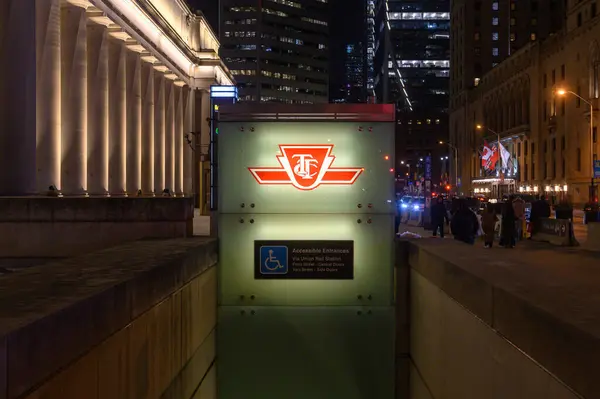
[219,0,329,104]
[342,43,366,103]
[374,0,451,188]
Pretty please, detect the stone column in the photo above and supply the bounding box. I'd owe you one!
[200,89,211,150]
[141,60,154,195]
[0,0,38,194]
[199,89,211,211]
[165,80,175,193]
[175,84,184,195]
[36,0,62,193]
[183,87,193,195]
[154,72,165,193]
[126,49,142,194]
[86,21,109,195]
[61,2,89,194]
[108,37,127,195]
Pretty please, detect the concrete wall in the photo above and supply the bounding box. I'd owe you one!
[409,272,578,399]
[0,238,217,399]
[0,197,194,257]
[405,240,588,399]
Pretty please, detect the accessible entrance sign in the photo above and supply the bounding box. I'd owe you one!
[255,240,354,279]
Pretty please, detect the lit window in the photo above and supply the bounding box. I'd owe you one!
[474,32,480,40]
[530,33,537,41]
[492,47,499,56]
[492,32,499,40]
[492,2,499,10]
[510,33,516,41]
[531,18,537,25]
[474,78,481,86]
[511,2,516,10]
[301,17,327,26]
[268,0,301,8]
[492,17,498,25]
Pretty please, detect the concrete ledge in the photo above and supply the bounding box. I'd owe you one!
[0,238,217,399]
[0,197,194,222]
[406,239,600,398]
[0,197,195,256]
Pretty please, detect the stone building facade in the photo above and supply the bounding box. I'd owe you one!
[450,0,600,205]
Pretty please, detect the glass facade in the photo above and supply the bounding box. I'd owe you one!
[343,43,366,103]
[219,0,329,104]
[375,0,450,112]
[374,0,450,188]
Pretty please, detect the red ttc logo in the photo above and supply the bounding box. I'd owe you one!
[248,145,363,191]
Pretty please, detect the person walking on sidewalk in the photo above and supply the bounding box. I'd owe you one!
[450,199,479,245]
[482,202,498,248]
[431,196,449,238]
[500,195,517,248]
[513,195,526,241]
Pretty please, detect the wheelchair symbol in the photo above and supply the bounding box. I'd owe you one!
[260,246,288,275]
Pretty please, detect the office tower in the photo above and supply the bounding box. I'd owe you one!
[374,0,451,188]
[219,0,329,104]
[343,43,366,103]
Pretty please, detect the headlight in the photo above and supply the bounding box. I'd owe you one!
[401,204,408,209]
[413,205,420,211]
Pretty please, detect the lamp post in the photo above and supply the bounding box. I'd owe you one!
[476,124,503,171]
[555,88,595,202]
[439,141,458,188]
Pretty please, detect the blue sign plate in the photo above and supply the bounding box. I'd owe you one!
[254,240,354,280]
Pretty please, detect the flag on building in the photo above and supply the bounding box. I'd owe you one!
[498,142,511,170]
[481,141,498,171]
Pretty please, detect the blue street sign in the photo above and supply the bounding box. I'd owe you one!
[425,155,432,179]
[594,160,600,179]
[259,246,288,275]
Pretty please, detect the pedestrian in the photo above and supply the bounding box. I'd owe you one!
[513,195,526,241]
[431,196,449,238]
[500,195,517,248]
[482,202,497,248]
[450,198,479,245]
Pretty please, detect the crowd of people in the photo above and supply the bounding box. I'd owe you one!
[429,194,554,248]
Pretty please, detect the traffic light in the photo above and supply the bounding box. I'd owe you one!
[445,185,451,191]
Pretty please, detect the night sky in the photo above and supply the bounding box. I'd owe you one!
[186,0,219,32]
[184,0,364,100]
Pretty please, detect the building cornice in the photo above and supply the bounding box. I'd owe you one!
[91,0,234,87]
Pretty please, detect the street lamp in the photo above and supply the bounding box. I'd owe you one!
[555,88,596,202]
[476,124,503,170]
[439,141,458,187]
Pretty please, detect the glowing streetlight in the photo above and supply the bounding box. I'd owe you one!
[555,87,595,201]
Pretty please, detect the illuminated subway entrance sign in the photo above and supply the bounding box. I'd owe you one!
[248,144,363,191]
[254,240,354,279]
